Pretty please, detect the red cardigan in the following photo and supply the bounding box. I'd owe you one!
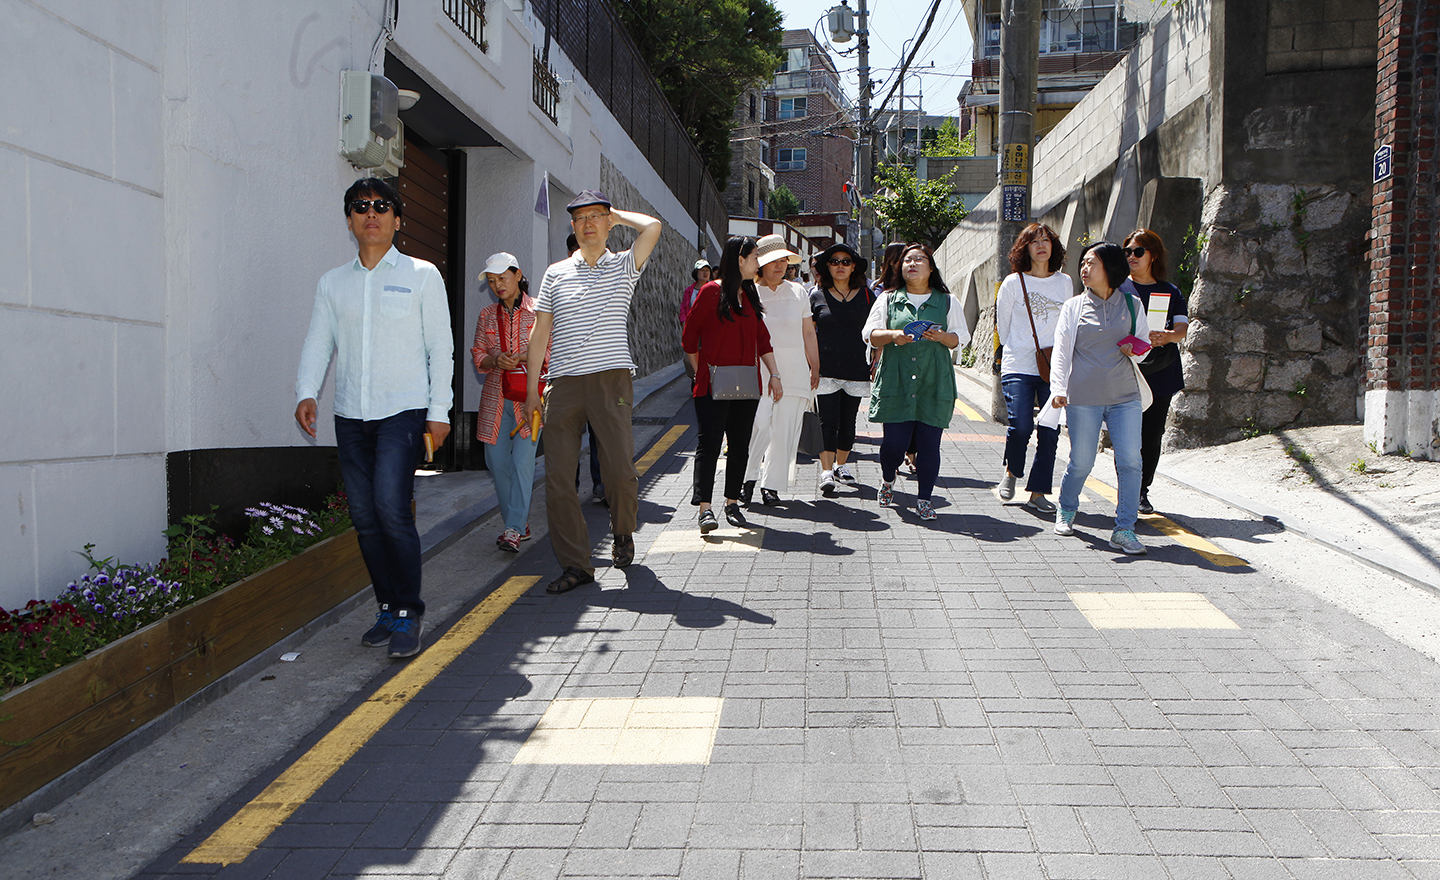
[681,281,773,398]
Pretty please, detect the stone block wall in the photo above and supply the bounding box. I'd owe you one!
[600,155,697,378]
[1267,0,1379,73]
[1172,182,1370,445]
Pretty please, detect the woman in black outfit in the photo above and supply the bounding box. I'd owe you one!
[809,243,873,495]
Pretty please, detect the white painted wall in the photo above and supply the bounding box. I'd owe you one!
[0,0,708,608]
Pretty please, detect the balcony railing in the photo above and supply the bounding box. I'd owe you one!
[444,0,487,52]
[533,51,560,123]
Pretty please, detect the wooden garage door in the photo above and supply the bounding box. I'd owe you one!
[394,136,449,274]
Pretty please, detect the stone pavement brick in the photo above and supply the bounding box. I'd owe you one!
[1041,852,1171,879]
[1076,806,1151,854]
[678,849,741,880]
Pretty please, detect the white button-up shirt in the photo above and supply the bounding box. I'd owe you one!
[296,246,454,423]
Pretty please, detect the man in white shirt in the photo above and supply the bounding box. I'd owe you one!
[295,178,453,659]
[524,190,661,594]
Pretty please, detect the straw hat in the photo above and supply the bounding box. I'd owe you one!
[754,233,801,268]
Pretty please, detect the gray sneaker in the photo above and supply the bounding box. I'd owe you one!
[1024,495,1057,513]
[1109,529,1147,555]
[998,473,1017,501]
[1054,507,1077,536]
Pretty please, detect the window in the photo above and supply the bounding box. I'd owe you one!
[776,148,807,172]
[779,97,807,120]
[749,94,756,120]
[747,180,755,207]
[777,47,808,74]
[796,199,807,213]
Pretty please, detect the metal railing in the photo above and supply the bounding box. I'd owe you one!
[533,51,560,123]
[529,0,727,241]
[444,0,487,52]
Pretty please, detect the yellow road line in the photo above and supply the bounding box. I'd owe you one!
[954,399,984,421]
[183,576,539,865]
[635,424,687,475]
[187,425,694,865]
[1084,478,1247,567]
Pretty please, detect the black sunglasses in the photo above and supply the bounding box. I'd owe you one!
[1124,246,1147,258]
[828,258,854,266]
[349,199,394,215]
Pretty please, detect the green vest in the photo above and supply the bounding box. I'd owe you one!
[868,290,957,427]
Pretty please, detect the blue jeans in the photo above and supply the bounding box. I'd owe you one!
[1001,373,1059,495]
[334,409,426,615]
[486,405,539,533]
[1057,399,1143,532]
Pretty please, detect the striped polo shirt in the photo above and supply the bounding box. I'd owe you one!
[535,248,643,377]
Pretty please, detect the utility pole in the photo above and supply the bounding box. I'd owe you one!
[857,0,873,262]
[992,0,1039,417]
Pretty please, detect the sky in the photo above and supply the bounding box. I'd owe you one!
[770,0,977,123]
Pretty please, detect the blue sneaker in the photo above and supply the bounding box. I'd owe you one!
[387,609,424,659]
[360,604,394,647]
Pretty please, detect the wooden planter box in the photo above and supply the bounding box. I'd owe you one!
[0,529,370,811]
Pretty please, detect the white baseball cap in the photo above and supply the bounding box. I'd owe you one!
[480,252,520,278]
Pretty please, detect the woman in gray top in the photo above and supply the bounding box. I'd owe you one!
[1048,242,1149,555]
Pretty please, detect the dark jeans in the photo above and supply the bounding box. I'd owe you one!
[691,394,760,505]
[1141,391,1175,492]
[1000,372,1059,495]
[880,421,943,501]
[334,409,426,615]
[816,389,862,453]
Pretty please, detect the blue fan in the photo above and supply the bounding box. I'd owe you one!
[904,320,937,340]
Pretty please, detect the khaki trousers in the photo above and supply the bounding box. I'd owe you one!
[542,369,639,573]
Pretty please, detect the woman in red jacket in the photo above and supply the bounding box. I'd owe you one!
[682,236,784,534]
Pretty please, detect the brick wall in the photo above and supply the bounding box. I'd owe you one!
[1267,0,1379,73]
[1365,0,1440,458]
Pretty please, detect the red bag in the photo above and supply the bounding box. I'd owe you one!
[499,306,543,402]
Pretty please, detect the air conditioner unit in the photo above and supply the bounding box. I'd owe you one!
[340,71,400,169]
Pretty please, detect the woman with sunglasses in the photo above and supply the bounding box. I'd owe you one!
[864,243,969,521]
[682,236,784,532]
[809,243,872,495]
[1049,242,1148,554]
[995,222,1071,514]
[471,253,548,553]
[741,234,819,506]
[1121,229,1189,515]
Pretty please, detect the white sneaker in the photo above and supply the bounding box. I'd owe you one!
[1054,508,1076,536]
[819,470,837,496]
[834,464,857,484]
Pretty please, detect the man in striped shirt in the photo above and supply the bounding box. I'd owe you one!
[524,190,662,594]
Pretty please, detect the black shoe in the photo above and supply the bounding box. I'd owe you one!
[698,508,719,533]
[1138,490,1154,515]
[724,502,748,528]
[740,480,756,506]
[386,609,423,659]
[760,488,780,506]
[612,534,634,568]
[360,604,394,647]
[546,566,595,594]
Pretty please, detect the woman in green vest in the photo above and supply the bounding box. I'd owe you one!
[864,243,971,520]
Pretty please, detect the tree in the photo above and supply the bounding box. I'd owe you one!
[868,164,970,249]
[613,0,784,188]
[923,117,975,158]
[767,184,800,219]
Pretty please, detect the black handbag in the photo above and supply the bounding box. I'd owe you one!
[798,407,823,457]
[708,362,761,400]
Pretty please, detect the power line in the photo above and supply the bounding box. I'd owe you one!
[866,0,945,128]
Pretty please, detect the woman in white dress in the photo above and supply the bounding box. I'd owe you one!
[742,234,819,506]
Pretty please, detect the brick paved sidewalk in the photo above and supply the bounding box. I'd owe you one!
[140,401,1440,880]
